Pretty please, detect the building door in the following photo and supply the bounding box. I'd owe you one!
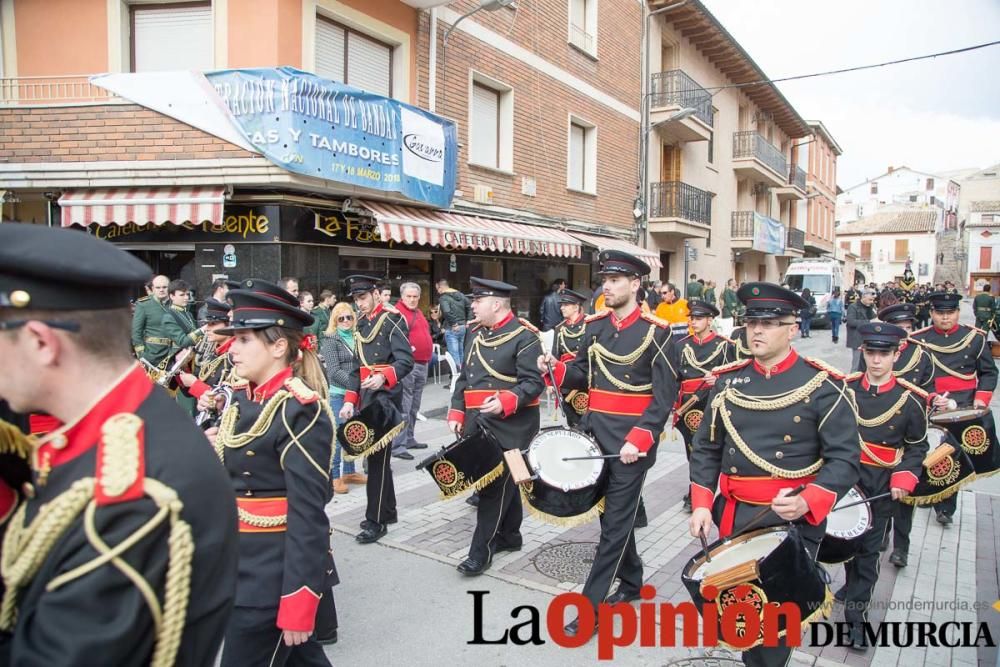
[734,261,744,283]
[981,246,992,271]
[659,251,671,283]
[758,264,767,281]
[661,144,681,183]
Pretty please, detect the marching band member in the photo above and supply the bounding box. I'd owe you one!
[206,279,337,666]
[841,323,928,650]
[338,275,414,545]
[688,282,860,667]
[550,288,588,428]
[0,224,238,665]
[178,297,236,405]
[448,278,544,575]
[541,250,678,636]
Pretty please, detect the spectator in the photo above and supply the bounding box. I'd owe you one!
[196,278,229,324]
[320,302,365,494]
[686,273,703,299]
[391,282,433,459]
[846,288,877,371]
[278,276,299,298]
[827,287,844,344]
[719,278,739,336]
[645,280,662,310]
[539,279,566,331]
[312,289,335,335]
[298,290,314,312]
[799,288,816,338]
[379,285,393,305]
[436,278,472,369]
[428,305,446,349]
[655,282,689,336]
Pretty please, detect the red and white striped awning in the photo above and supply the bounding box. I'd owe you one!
[59,187,226,228]
[570,231,662,269]
[362,201,582,259]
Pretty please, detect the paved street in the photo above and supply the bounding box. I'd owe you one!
[322,302,1000,666]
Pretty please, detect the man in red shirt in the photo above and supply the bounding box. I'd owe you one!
[391,282,434,459]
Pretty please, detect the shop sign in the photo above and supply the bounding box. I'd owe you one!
[312,214,394,247]
[441,230,551,256]
[88,207,277,243]
[207,67,458,208]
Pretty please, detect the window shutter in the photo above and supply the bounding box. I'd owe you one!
[569,123,585,190]
[471,84,499,168]
[133,5,213,72]
[895,239,908,260]
[315,20,346,83]
[347,32,392,96]
[861,240,872,259]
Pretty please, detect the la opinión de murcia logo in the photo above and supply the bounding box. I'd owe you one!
[467,588,997,659]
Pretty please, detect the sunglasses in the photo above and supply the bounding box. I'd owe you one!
[337,315,355,322]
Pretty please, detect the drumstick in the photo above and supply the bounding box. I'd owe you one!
[544,359,566,421]
[830,490,894,511]
[737,484,807,536]
[699,527,712,563]
[561,452,649,461]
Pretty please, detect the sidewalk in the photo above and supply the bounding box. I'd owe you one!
[323,304,1000,666]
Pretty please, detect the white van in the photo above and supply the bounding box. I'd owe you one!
[783,258,843,328]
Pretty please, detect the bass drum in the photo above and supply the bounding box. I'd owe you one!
[901,426,977,505]
[817,486,871,564]
[930,406,1000,477]
[518,427,608,527]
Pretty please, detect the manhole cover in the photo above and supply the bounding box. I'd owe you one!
[533,542,598,583]
[664,658,741,667]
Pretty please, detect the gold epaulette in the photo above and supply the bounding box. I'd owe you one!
[137,295,150,303]
[712,358,752,375]
[585,310,610,323]
[803,355,846,380]
[845,371,864,383]
[0,419,33,460]
[95,414,145,506]
[641,312,669,329]
[518,317,539,334]
[284,376,319,404]
[897,377,930,400]
[230,377,250,391]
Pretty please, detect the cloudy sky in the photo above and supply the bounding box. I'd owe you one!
[699,0,1000,188]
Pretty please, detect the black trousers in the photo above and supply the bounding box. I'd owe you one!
[469,471,522,562]
[221,606,330,667]
[365,445,396,525]
[893,501,915,554]
[844,511,891,625]
[933,492,957,518]
[580,460,646,611]
[314,591,338,639]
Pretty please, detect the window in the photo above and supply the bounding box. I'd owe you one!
[981,246,992,270]
[469,75,513,171]
[926,178,935,190]
[567,117,596,193]
[568,0,597,55]
[984,215,996,224]
[894,239,909,261]
[131,3,212,72]
[840,240,850,251]
[860,240,872,259]
[870,182,878,195]
[315,17,393,96]
[707,130,714,164]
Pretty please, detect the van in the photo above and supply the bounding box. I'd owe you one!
[783,258,843,328]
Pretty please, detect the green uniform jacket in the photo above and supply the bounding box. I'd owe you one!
[686,281,703,299]
[973,292,994,325]
[309,305,331,336]
[162,304,203,350]
[721,288,739,318]
[130,297,173,366]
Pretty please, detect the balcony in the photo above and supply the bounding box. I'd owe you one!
[649,70,713,143]
[648,181,712,239]
[774,165,808,202]
[731,210,788,253]
[805,233,834,255]
[785,226,805,256]
[0,75,122,106]
[732,131,787,188]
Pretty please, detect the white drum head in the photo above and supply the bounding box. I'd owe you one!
[690,529,788,580]
[527,430,603,491]
[826,487,871,538]
[927,427,948,449]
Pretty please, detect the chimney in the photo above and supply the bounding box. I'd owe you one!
[887,166,894,173]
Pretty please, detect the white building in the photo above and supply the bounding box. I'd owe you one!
[836,166,959,229]
[947,164,1000,291]
[835,208,940,285]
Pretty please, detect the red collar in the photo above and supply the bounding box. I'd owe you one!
[565,313,585,326]
[898,340,908,352]
[692,331,717,345]
[610,306,642,331]
[34,364,153,471]
[250,367,294,402]
[861,374,897,394]
[933,324,960,335]
[752,348,798,377]
[367,303,385,321]
[216,337,234,355]
[491,311,514,331]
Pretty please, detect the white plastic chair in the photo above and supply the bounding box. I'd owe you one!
[443,351,459,395]
[431,343,442,384]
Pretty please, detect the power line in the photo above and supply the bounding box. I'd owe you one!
[701,40,1000,93]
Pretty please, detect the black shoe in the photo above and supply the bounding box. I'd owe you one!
[406,442,429,450]
[606,588,641,605]
[316,629,338,645]
[682,494,692,513]
[356,523,387,544]
[466,493,480,507]
[457,557,490,576]
[848,624,868,651]
[834,584,847,602]
[889,550,908,568]
[936,512,953,526]
[393,450,414,460]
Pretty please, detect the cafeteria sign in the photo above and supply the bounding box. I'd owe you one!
[206,68,457,208]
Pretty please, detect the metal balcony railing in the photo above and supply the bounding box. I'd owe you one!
[790,165,806,191]
[649,70,714,127]
[0,75,121,106]
[731,210,755,238]
[732,131,787,177]
[649,181,712,225]
[787,226,805,251]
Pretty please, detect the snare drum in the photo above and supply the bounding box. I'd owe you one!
[338,399,404,461]
[817,487,871,564]
[512,427,608,526]
[930,406,1000,477]
[901,426,977,505]
[417,426,504,499]
[682,526,830,649]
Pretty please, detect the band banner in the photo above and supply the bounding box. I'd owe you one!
[752,212,786,255]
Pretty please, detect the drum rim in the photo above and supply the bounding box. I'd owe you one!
[684,525,790,580]
[527,428,604,490]
[930,407,990,424]
[826,486,871,537]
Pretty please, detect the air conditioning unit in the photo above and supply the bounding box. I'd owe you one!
[521,176,536,197]
[473,184,494,204]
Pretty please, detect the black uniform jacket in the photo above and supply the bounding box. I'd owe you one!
[911,324,998,406]
[448,312,544,449]
[344,303,414,410]
[215,367,335,633]
[1,365,238,666]
[676,331,736,402]
[689,350,861,537]
[550,307,678,469]
[729,326,752,361]
[188,336,236,401]
[551,314,587,362]
[846,373,928,500]
[858,337,933,388]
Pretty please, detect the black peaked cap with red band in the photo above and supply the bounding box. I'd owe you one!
[737,282,809,319]
[218,281,313,334]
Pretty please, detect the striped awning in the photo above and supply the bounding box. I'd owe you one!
[569,231,662,269]
[59,187,226,228]
[362,201,582,259]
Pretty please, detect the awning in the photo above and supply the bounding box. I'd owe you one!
[362,201,582,259]
[59,187,226,228]
[569,231,662,269]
